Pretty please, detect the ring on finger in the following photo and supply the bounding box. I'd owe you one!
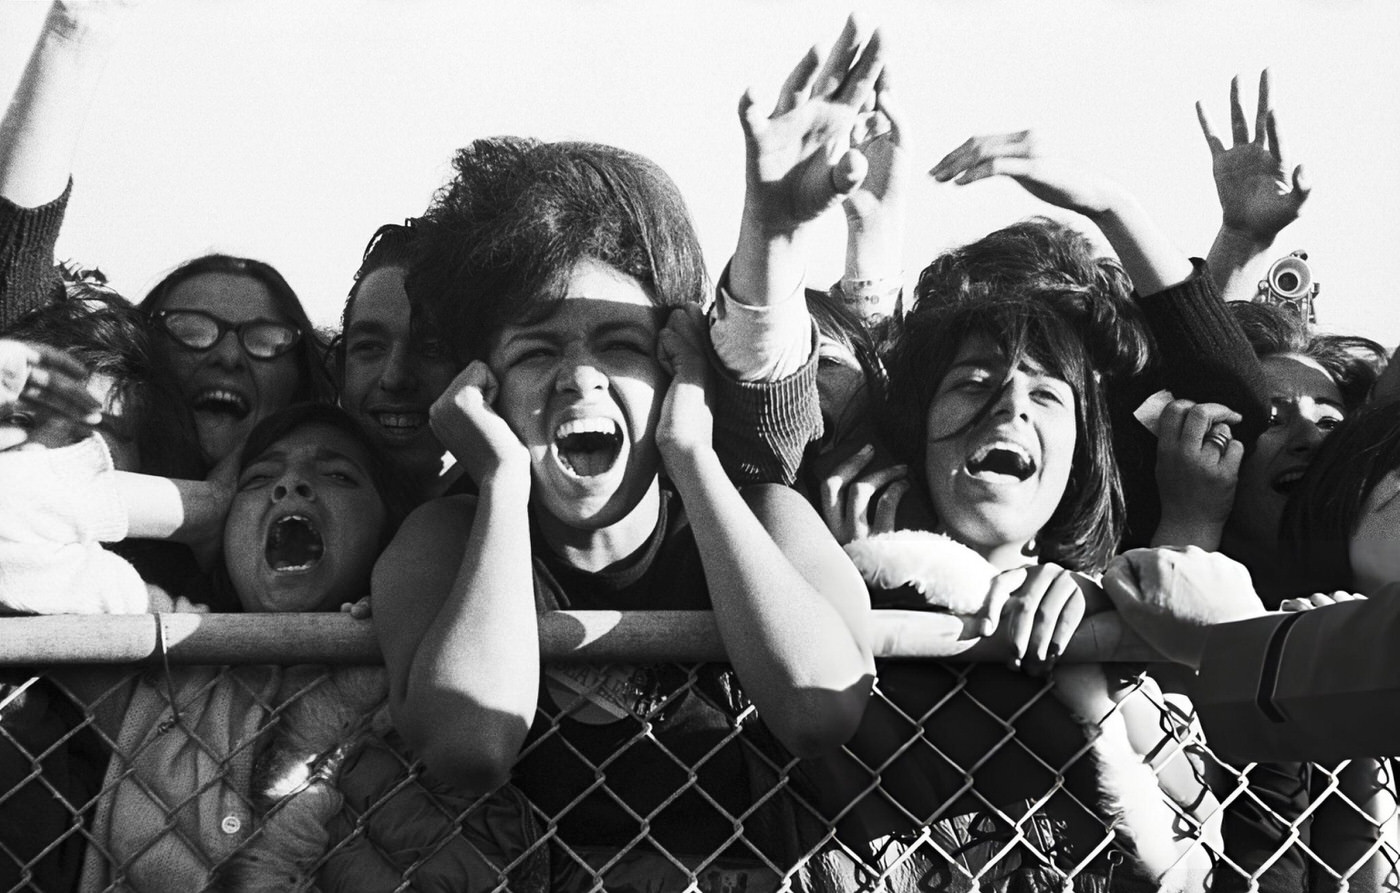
[1205,428,1232,453]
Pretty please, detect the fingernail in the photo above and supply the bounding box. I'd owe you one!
[1047,644,1061,662]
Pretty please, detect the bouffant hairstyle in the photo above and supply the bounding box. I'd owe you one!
[140,253,334,406]
[1280,400,1400,593]
[884,219,1149,572]
[1228,301,1386,412]
[408,137,709,364]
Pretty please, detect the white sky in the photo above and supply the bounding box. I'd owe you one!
[3,0,1398,346]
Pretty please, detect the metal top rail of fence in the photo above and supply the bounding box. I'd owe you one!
[0,611,1395,893]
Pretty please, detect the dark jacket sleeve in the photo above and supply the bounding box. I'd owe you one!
[1196,594,1400,763]
[1132,259,1272,444]
[709,327,823,488]
[0,181,69,331]
[1115,260,1274,547]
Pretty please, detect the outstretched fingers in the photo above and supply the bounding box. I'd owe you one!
[773,46,822,117]
[1195,100,1225,156]
[928,131,1032,182]
[834,26,885,108]
[812,15,860,98]
[1254,69,1272,147]
[1229,73,1250,145]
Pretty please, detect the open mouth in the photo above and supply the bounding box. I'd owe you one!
[372,411,427,433]
[191,387,251,419]
[553,418,623,477]
[966,442,1037,481]
[265,514,324,573]
[1271,468,1307,495]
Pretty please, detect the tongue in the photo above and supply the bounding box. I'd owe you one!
[559,432,618,477]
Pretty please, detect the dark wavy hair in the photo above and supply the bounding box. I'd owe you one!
[1280,400,1400,593]
[140,254,334,405]
[329,222,428,378]
[3,286,202,479]
[408,137,709,363]
[884,219,1148,572]
[1228,301,1387,412]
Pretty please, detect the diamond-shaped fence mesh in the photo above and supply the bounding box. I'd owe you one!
[0,611,1395,892]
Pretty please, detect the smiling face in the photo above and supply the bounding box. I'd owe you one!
[341,266,458,477]
[923,337,1078,569]
[488,259,666,541]
[1228,353,1345,553]
[224,422,388,613]
[156,272,302,464]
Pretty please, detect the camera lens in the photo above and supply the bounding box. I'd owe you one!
[1276,271,1300,292]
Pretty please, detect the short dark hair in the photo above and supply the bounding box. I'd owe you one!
[409,137,709,363]
[884,219,1148,572]
[3,286,203,478]
[329,222,425,378]
[237,402,410,535]
[1228,301,1386,412]
[140,254,334,405]
[1280,400,1400,593]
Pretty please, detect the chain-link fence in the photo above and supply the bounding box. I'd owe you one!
[1,611,1396,892]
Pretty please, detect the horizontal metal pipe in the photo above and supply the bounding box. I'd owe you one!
[0,609,1162,666]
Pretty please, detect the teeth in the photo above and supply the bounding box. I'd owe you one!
[553,417,623,477]
[375,412,426,430]
[970,441,1031,465]
[555,418,620,440]
[192,388,250,416]
[967,441,1035,480]
[265,514,324,572]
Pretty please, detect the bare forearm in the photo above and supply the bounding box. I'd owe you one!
[114,472,227,544]
[1206,225,1273,302]
[730,209,805,307]
[668,451,872,753]
[403,480,538,777]
[1089,190,1193,297]
[0,3,126,206]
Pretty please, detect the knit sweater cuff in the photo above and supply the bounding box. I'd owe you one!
[0,179,71,328]
[1136,258,1271,444]
[709,325,823,487]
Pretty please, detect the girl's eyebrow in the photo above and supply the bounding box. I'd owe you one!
[593,319,655,339]
[947,354,1004,372]
[497,328,560,351]
[345,319,391,339]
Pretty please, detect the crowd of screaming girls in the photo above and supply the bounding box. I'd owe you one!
[2,5,1399,893]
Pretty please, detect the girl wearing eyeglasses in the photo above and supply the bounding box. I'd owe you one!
[141,255,334,467]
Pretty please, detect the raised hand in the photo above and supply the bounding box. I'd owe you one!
[818,443,908,545]
[739,16,886,236]
[0,339,101,451]
[929,130,1123,218]
[1197,70,1310,245]
[841,71,908,228]
[428,360,529,489]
